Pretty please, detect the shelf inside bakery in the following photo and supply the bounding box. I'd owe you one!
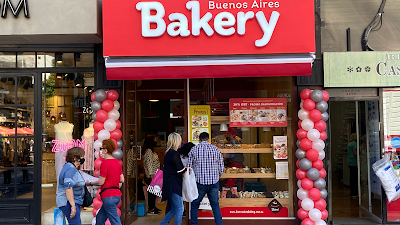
[219,198,289,207]
[219,148,273,153]
[220,173,275,178]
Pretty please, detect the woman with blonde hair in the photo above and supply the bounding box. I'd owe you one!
[160,132,187,225]
[347,133,358,198]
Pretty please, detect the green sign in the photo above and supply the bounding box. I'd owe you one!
[324,51,400,87]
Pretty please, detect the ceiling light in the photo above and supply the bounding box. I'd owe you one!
[56,74,62,79]
[55,53,63,63]
[149,99,159,102]
[220,122,228,132]
[74,53,81,62]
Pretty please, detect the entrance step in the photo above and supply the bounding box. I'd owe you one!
[43,207,94,225]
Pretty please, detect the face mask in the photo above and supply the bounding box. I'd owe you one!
[79,158,85,165]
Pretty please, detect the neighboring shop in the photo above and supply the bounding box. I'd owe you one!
[103,0,315,224]
[324,51,400,224]
[0,1,101,224]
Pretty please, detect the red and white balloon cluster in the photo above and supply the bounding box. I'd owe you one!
[90,89,123,225]
[296,89,329,225]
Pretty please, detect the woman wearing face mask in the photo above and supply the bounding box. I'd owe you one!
[87,139,124,225]
[56,147,86,225]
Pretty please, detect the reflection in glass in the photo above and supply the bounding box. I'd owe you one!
[0,138,15,167]
[76,53,94,67]
[17,77,34,105]
[0,77,15,105]
[0,52,16,68]
[56,53,74,67]
[17,138,34,168]
[0,169,15,198]
[16,169,33,199]
[16,106,34,134]
[37,53,55,68]
[17,52,36,68]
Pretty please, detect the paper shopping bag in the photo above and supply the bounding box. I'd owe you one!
[147,169,163,197]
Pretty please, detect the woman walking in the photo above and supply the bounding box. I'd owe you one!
[87,139,124,225]
[160,133,187,225]
[56,147,86,225]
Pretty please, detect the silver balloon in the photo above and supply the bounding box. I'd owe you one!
[314,178,326,190]
[299,158,312,171]
[91,101,102,112]
[320,189,328,199]
[94,89,107,102]
[296,139,301,148]
[92,112,97,121]
[112,149,123,160]
[117,140,123,149]
[310,90,323,102]
[296,148,306,159]
[307,168,320,181]
[316,101,328,113]
[321,112,329,121]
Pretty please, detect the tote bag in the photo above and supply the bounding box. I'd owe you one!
[147,169,163,197]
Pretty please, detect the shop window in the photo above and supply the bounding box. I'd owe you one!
[16,169,34,199]
[0,52,16,68]
[76,53,94,67]
[0,77,16,105]
[17,52,36,68]
[17,76,34,105]
[37,53,55,68]
[56,53,74,67]
[0,169,15,198]
[16,137,34,168]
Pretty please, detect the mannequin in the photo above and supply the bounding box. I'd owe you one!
[54,118,74,185]
[81,121,94,171]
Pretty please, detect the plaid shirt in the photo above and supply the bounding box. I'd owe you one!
[187,141,224,185]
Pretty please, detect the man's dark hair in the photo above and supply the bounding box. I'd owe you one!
[178,142,195,157]
[199,132,209,141]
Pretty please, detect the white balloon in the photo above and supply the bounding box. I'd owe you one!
[298,109,309,120]
[312,140,325,152]
[319,150,326,160]
[301,198,314,211]
[300,101,304,109]
[94,140,103,151]
[108,109,120,120]
[301,119,314,131]
[94,150,101,159]
[104,119,117,131]
[297,188,309,200]
[307,129,321,141]
[92,217,96,225]
[315,220,327,225]
[309,208,322,222]
[98,130,111,141]
[297,180,302,189]
[113,101,120,110]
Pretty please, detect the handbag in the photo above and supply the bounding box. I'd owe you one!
[78,171,93,207]
[182,168,198,202]
[147,169,163,197]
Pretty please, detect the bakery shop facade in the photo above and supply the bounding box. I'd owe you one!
[103,0,315,224]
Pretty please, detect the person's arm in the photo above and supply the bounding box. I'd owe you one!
[120,174,125,183]
[174,151,186,176]
[218,151,224,176]
[65,188,76,218]
[63,168,77,217]
[353,147,357,157]
[88,176,105,186]
[187,150,194,169]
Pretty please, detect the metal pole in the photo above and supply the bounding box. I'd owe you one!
[356,101,361,205]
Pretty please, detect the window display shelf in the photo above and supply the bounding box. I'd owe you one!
[220,173,275,179]
[219,198,289,207]
[219,148,273,153]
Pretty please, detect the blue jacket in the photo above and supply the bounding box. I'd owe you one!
[56,163,85,207]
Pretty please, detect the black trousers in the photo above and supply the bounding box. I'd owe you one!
[349,166,358,196]
[148,177,156,211]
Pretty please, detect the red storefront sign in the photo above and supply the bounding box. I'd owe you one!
[229,98,287,127]
[102,0,315,57]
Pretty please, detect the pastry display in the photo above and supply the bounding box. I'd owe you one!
[224,166,275,174]
[214,143,272,149]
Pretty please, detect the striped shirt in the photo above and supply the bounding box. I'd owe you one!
[187,141,224,185]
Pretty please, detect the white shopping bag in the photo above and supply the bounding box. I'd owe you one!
[182,168,198,202]
[373,153,400,203]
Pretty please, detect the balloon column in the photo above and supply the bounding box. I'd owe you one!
[90,89,123,225]
[296,89,329,225]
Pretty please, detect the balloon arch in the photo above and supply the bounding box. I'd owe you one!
[90,89,123,225]
[296,89,329,225]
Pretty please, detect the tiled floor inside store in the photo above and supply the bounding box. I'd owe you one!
[130,201,188,225]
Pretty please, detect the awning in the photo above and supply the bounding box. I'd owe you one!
[105,54,315,80]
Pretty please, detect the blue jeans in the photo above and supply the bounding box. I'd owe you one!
[59,202,81,225]
[190,182,222,225]
[96,196,122,225]
[160,193,184,225]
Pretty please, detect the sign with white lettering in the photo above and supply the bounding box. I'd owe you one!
[103,0,315,57]
[325,52,400,87]
[52,139,86,152]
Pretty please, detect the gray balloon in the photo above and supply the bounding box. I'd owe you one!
[314,178,326,190]
[112,149,123,160]
[94,89,107,102]
[91,101,102,112]
[321,112,329,121]
[296,139,301,148]
[92,112,97,121]
[296,148,306,159]
[311,90,323,102]
[316,101,328,113]
[320,189,328,199]
[307,168,320,181]
[299,158,312,171]
[117,140,123,149]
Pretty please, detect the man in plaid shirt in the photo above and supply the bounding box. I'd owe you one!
[188,132,224,225]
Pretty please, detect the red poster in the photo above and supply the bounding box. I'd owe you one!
[229,98,287,127]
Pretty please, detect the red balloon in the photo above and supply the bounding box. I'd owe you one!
[321,90,330,102]
[298,120,302,128]
[118,159,123,167]
[96,189,101,200]
[314,120,327,132]
[105,219,111,225]
[321,209,328,220]
[319,168,327,178]
[309,188,321,201]
[297,129,308,140]
[300,89,312,100]
[112,139,118,149]
[301,178,314,190]
[313,160,324,170]
[117,199,122,208]
[117,208,121,216]
[94,158,102,170]
[94,169,99,178]
[107,90,119,101]
[94,132,98,140]
[314,198,327,211]
[93,121,104,133]
[296,159,300,168]
[300,138,312,151]
[320,131,327,141]
[92,208,98,217]
[302,218,315,225]
[306,149,319,161]
[96,110,109,123]
[309,109,322,122]
[115,120,121,129]
[297,208,309,220]
[298,199,302,207]
[93,198,103,210]
[101,99,114,112]
[303,99,316,111]
[110,129,122,140]
[296,169,307,180]
[91,92,96,102]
